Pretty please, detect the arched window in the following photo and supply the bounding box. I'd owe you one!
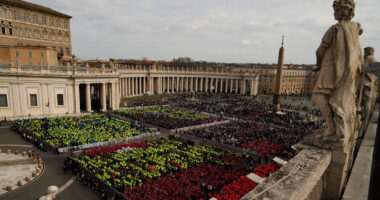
[50,30,55,40]
[1,21,5,34]
[34,29,40,38]
[26,28,31,38]
[16,27,22,37]
[8,22,12,35]
[24,13,30,22]
[65,32,69,42]
[43,28,48,39]
[58,31,62,41]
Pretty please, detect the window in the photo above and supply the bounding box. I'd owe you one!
[26,28,31,38]
[57,94,64,105]
[0,9,3,17]
[30,94,38,106]
[17,27,22,36]
[7,10,11,18]
[0,94,7,107]
[49,18,54,27]
[64,21,68,29]
[14,11,21,20]
[57,20,61,28]
[8,22,12,35]
[28,51,32,58]
[15,51,20,57]
[24,13,30,22]
[42,16,47,25]
[66,48,70,56]
[34,30,39,38]
[33,15,39,24]
[41,52,45,58]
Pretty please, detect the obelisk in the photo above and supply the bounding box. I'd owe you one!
[272,36,285,112]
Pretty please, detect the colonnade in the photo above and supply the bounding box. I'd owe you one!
[119,76,259,97]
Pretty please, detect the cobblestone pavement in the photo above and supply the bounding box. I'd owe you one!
[0,127,100,200]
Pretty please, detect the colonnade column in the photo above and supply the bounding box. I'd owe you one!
[128,78,131,96]
[215,78,219,93]
[190,77,194,92]
[101,83,106,111]
[241,79,246,95]
[176,77,180,92]
[143,77,147,94]
[195,77,198,92]
[235,79,239,94]
[171,77,175,93]
[132,77,136,96]
[230,79,233,93]
[200,78,203,92]
[224,79,228,93]
[85,83,91,112]
[205,78,209,92]
[111,82,116,110]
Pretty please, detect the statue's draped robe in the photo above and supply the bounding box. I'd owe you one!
[314,21,363,152]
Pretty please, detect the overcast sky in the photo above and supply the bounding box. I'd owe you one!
[29,0,379,64]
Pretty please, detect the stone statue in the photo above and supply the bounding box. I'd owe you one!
[364,47,376,68]
[311,0,363,152]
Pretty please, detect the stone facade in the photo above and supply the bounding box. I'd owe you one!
[0,0,72,65]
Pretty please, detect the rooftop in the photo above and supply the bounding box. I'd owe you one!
[0,0,72,19]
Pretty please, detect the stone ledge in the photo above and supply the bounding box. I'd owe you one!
[241,148,331,200]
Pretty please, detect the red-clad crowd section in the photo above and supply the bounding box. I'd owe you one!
[83,141,148,156]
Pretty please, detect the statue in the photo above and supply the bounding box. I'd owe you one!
[311,0,364,152]
[364,47,376,68]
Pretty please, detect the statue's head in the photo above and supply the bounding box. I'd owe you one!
[364,47,375,57]
[333,0,355,21]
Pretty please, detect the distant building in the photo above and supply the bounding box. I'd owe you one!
[0,0,72,65]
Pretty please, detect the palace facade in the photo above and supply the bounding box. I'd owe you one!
[0,0,72,65]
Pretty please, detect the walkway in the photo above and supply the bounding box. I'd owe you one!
[0,127,100,200]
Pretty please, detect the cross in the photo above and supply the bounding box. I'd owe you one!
[281,35,285,47]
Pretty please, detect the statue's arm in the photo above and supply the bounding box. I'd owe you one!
[316,27,334,69]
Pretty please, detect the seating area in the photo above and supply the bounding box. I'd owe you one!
[66,137,282,199]
[12,114,151,149]
[115,106,219,129]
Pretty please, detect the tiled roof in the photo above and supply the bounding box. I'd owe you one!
[0,0,71,18]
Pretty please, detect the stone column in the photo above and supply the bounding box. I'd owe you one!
[74,83,80,114]
[235,79,239,94]
[241,79,246,95]
[181,77,184,92]
[200,78,203,92]
[85,83,91,112]
[176,77,180,92]
[133,77,136,96]
[215,78,219,93]
[205,78,209,92]
[195,77,198,92]
[111,82,116,110]
[139,77,142,95]
[101,83,106,111]
[143,77,147,94]
[230,79,233,93]
[171,77,175,93]
[224,79,228,93]
[128,78,131,96]
[190,77,194,92]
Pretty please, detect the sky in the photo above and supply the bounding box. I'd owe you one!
[29,0,380,64]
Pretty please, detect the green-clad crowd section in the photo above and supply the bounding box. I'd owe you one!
[14,114,151,148]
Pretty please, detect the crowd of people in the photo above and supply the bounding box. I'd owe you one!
[66,137,281,200]
[13,114,151,148]
[183,121,318,159]
[115,106,218,129]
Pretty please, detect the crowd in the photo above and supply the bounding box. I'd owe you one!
[184,121,318,159]
[115,106,218,129]
[13,114,151,148]
[65,137,282,200]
